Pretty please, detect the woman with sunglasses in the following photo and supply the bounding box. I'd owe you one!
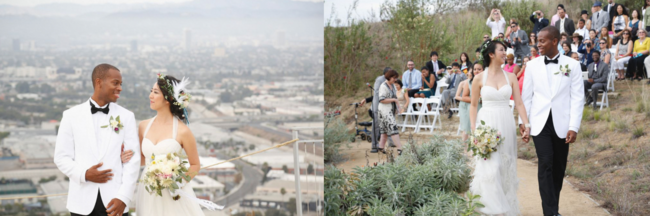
[599,27,613,49]
[529,32,538,48]
[627,29,650,81]
[600,39,612,65]
[614,29,633,80]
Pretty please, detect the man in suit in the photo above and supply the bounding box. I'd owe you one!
[530,10,550,35]
[441,62,467,119]
[584,50,609,109]
[603,0,621,31]
[54,64,140,216]
[426,51,445,92]
[554,8,575,36]
[509,21,530,65]
[591,2,610,32]
[402,60,422,98]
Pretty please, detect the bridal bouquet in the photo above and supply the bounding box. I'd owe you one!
[141,151,191,200]
[468,120,504,160]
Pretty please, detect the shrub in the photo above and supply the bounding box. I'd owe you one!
[324,107,353,164]
[324,136,481,215]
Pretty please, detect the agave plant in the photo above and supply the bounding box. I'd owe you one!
[325,135,481,215]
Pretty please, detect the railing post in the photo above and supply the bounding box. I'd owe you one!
[292,130,303,216]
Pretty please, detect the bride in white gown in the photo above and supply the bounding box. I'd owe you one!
[122,75,214,215]
[469,40,531,216]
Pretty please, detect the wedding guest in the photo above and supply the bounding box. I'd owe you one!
[377,69,403,156]
[589,29,601,50]
[584,50,610,109]
[562,41,573,57]
[570,33,583,58]
[426,51,446,80]
[610,4,629,44]
[644,1,650,32]
[486,9,506,39]
[442,62,467,119]
[571,52,589,71]
[460,52,473,74]
[581,10,592,31]
[509,21,529,64]
[575,19,590,41]
[599,39,612,65]
[395,79,408,113]
[627,29,650,80]
[505,18,518,39]
[517,57,529,95]
[614,29,633,80]
[551,4,569,27]
[414,67,435,98]
[474,47,482,64]
[504,54,518,73]
[600,27,613,49]
[455,70,473,141]
[529,32,539,48]
[559,33,569,54]
[530,46,540,59]
[604,0,623,32]
[554,7,575,36]
[579,39,598,65]
[627,10,641,41]
[402,60,422,97]
[592,2,610,32]
[530,10,549,35]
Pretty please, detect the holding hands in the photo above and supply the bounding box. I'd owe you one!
[518,124,530,143]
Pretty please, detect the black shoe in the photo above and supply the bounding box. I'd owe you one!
[397,149,402,156]
[447,110,453,119]
[370,148,378,153]
[585,98,594,106]
[378,148,386,154]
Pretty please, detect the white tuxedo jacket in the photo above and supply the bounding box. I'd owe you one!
[54,100,141,215]
[519,55,585,138]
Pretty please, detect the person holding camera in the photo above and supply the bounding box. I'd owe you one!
[486,9,506,39]
[508,21,530,65]
[530,10,549,35]
[579,39,597,66]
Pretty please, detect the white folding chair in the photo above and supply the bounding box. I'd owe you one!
[417,97,442,133]
[509,100,515,112]
[400,98,426,132]
[582,71,589,80]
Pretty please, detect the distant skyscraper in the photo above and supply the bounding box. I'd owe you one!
[275,30,285,47]
[183,28,192,50]
[12,39,20,51]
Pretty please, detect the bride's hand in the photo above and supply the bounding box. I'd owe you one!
[121,144,134,163]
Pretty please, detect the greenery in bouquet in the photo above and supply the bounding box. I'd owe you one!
[141,151,191,200]
[468,120,504,160]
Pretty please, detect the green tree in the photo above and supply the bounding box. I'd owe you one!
[287,197,297,216]
[307,164,314,175]
[265,209,288,216]
[280,187,287,200]
[16,81,30,93]
[40,83,55,94]
[282,165,289,173]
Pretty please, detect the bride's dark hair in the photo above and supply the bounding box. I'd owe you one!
[158,75,187,123]
[480,40,507,67]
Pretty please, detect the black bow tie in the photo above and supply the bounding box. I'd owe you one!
[544,57,559,65]
[90,101,109,114]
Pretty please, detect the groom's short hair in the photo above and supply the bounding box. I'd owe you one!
[91,63,120,89]
[540,26,561,42]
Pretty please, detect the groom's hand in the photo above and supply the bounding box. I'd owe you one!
[106,198,126,216]
[85,162,113,183]
[566,130,577,144]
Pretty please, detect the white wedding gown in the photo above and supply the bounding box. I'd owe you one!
[469,69,520,215]
[136,116,205,215]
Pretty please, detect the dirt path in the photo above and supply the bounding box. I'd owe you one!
[335,137,610,216]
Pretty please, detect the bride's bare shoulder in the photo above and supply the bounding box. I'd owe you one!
[138,118,152,131]
[473,73,484,85]
[177,120,195,140]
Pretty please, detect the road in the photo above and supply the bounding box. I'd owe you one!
[213,152,263,208]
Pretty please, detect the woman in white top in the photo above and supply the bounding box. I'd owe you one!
[644,1,650,31]
[614,29,633,80]
[611,5,629,45]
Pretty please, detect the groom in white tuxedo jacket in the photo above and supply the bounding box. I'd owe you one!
[54,64,140,216]
[519,27,584,216]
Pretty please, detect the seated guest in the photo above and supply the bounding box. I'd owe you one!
[584,50,610,109]
[579,39,597,65]
[395,79,408,113]
[562,41,573,57]
[571,52,588,71]
[414,67,436,98]
[426,51,445,89]
[599,39,612,65]
[474,48,482,64]
[627,29,650,80]
[441,62,467,119]
[402,60,422,97]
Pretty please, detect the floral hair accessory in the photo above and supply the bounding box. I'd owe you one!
[157,73,192,110]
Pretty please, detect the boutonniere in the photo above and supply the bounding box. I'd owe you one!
[554,64,571,77]
[101,115,124,134]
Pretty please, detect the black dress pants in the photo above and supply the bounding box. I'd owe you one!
[70,191,129,216]
[532,111,570,216]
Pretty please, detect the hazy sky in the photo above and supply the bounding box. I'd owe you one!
[324,0,385,26]
[0,0,193,6]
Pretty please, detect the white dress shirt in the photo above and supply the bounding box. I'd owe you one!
[545,53,561,96]
[89,98,110,156]
[559,17,566,34]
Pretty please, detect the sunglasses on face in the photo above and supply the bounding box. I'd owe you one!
[484,36,489,39]
[600,42,606,44]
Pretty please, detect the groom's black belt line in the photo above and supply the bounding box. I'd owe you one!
[90,101,110,114]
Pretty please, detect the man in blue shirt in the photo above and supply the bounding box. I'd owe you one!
[578,39,597,65]
[402,60,422,98]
